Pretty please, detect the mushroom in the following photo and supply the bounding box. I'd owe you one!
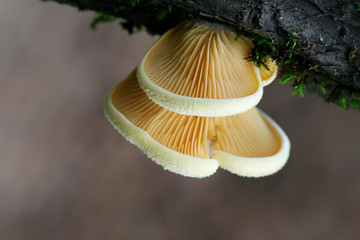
[105,69,290,178]
[259,58,278,86]
[137,22,277,117]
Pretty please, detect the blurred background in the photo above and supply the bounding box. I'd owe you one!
[1,0,360,239]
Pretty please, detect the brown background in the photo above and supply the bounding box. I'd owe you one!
[1,1,360,239]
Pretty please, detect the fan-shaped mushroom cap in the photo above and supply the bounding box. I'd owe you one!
[259,58,278,86]
[211,109,290,177]
[105,70,290,178]
[137,22,263,117]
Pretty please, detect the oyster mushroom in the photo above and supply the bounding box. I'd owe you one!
[105,70,290,178]
[137,22,276,117]
[259,58,278,86]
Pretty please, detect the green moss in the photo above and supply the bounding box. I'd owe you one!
[356,1,360,11]
[155,4,172,21]
[317,82,326,95]
[339,95,347,109]
[321,87,360,110]
[235,28,360,110]
[286,34,298,49]
[90,12,117,30]
[234,28,276,71]
[130,0,139,7]
[349,46,358,60]
[351,99,360,110]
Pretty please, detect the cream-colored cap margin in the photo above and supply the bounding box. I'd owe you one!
[212,109,291,177]
[137,58,263,117]
[104,85,219,178]
[261,64,278,87]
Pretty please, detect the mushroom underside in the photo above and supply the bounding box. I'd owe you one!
[105,70,290,178]
[137,22,269,117]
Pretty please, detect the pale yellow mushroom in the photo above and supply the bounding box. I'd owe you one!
[105,70,290,178]
[259,58,278,86]
[137,21,265,117]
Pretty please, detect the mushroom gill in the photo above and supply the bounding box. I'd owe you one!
[137,22,265,117]
[105,70,290,178]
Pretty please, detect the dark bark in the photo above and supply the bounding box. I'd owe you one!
[43,0,360,109]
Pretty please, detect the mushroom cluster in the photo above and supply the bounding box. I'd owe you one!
[105,21,290,178]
